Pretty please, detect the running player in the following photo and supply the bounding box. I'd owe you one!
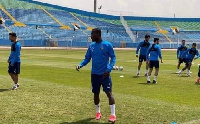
[178,43,200,76]
[146,38,163,84]
[136,35,151,76]
[176,40,187,73]
[76,28,116,123]
[8,33,21,90]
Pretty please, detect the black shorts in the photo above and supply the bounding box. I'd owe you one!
[185,59,192,66]
[149,61,159,68]
[179,58,186,64]
[8,62,21,74]
[91,74,112,94]
[139,55,146,62]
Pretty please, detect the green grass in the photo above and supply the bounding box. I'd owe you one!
[0,49,200,124]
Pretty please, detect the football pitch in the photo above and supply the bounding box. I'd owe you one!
[0,49,200,124]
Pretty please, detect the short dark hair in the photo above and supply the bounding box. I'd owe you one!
[92,28,101,36]
[9,32,17,37]
[145,34,150,38]
[154,38,159,42]
[182,40,185,42]
[193,43,197,46]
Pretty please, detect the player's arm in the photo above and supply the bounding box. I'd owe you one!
[11,43,21,66]
[194,50,200,60]
[146,46,150,62]
[177,47,180,59]
[103,44,116,78]
[136,42,141,57]
[158,46,163,63]
[76,47,91,71]
[106,44,116,73]
[8,53,11,63]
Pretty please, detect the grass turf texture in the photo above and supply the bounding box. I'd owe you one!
[0,49,200,124]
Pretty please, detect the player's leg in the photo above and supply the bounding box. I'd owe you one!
[102,76,116,123]
[137,55,143,76]
[8,62,19,90]
[196,65,200,84]
[153,61,159,84]
[187,62,192,76]
[145,57,149,76]
[91,74,102,120]
[176,58,182,73]
[147,61,153,83]
[179,59,189,75]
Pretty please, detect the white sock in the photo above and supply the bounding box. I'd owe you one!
[187,69,190,74]
[95,104,100,113]
[154,76,157,81]
[110,104,116,116]
[137,69,140,74]
[147,75,150,81]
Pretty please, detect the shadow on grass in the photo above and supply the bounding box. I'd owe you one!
[0,89,10,92]
[60,118,110,124]
[180,75,190,77]
[138,83,150,85]
[132,76,139,78]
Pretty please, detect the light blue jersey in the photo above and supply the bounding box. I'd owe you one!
[8,41,21,65]
[146,44,162,61]
[79,40,116,75]
[136,40,151,56]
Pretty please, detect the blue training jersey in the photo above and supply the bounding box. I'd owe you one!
[181,48,200,60]
[136,40,151,56]
[79,40,116,75]
[146,44,162,61]
[8,41,21,65]
[177,45,187,58]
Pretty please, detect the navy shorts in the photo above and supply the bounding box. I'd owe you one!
[139,55,146,62]
[179,58,186,64]
[8,62,21,74]
[149,60,159,68]
[91,74,112,94]
[185,59,192,66]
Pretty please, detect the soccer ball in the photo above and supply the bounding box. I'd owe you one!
[119,66,123,71]
[112,66,116,70]
[115,66,119,70]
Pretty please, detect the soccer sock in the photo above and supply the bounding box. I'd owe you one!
[154,76,157,81]
[147,75,150,81]
[137,69,140,74]
[95,104,100,113]
[110,104,116,116]
[187,69,190,73]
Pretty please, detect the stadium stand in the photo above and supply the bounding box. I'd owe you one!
[0,0,200,48]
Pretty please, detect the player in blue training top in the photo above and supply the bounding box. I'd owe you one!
[136,35,151,76]
[178,43,200,76]
[176,40,188,73]
[8,32,21,90]
[76,28,116,123]
[146,38,163,84]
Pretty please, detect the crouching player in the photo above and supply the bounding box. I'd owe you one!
[178,43,200,76]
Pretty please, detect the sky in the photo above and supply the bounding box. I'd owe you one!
[33,0,200,18]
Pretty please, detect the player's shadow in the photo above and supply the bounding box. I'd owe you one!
[132,76,143,78]
[60,118,110,124]
[0,89,10,92]
[138,83,151,85]
[180,75,190,77]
